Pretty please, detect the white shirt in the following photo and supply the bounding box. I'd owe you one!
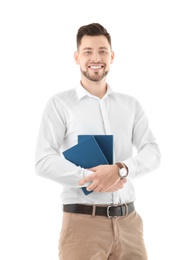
[35,84,161,205]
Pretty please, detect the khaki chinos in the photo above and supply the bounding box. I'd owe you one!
[58,210,148,260]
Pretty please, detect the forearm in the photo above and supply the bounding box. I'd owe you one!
[123,143,161,178]
[35,152,92,188]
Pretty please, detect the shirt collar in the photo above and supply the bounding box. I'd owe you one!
[76,82,113,100]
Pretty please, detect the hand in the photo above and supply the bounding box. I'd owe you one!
[105,178,127,192]
[78,164,126,192]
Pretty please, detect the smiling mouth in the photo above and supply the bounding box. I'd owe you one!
[88,65,104,70]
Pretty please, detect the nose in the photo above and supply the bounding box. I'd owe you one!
[91,51,101,62]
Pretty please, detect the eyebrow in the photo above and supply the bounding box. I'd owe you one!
[82,47,109,50]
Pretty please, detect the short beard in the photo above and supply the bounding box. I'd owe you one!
[80,69,109,82]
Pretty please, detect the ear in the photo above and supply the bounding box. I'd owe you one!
[74,51,79,64]
[110,51,115,64]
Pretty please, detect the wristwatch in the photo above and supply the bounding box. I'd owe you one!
[115,162,128,179]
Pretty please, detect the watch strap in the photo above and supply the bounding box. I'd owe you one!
[115,162,124,170]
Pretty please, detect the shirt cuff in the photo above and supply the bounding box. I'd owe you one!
[122,158,136,178]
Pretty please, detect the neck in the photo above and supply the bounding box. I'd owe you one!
[80,78,107,99]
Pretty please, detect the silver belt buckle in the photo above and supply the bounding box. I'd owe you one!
[107,205,118,218]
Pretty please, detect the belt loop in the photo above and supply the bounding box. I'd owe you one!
[124,203,129,216]
[92,205,96,217]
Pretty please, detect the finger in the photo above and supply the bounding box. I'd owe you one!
[78,175,93,186]
[106,186,119,192]
[93,186,103,192]
[86,182,97,191]
[121,178,127,184]
[106,179,127,192]
[87,166,97,172]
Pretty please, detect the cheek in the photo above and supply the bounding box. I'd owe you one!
[79,60,88,68]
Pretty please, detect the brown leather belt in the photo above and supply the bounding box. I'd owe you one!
[63,202,135,218]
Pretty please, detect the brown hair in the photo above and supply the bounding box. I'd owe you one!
[76,23,112,50]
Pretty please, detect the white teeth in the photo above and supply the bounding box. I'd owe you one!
[90,66,102,69]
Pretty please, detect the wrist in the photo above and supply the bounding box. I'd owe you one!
[122,163,129,175]
[115,162,129,179]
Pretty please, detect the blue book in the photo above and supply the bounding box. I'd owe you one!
[63,135,112,195]
[78,135,113,164]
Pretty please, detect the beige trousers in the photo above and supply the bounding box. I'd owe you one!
[58,211,148,260]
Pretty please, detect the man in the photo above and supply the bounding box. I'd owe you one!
[35,23,161,260]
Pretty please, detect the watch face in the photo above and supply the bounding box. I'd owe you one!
[120,168,127,177]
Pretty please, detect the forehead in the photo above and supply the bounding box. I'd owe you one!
[79,35,110,50]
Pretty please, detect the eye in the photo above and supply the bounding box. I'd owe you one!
[84,50,92,55]
[99,50,108,55]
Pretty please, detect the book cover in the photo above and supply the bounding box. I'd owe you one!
[78,135,113,164]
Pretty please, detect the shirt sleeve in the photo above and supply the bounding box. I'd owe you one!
[123,99,161,178]
[34,96,90,188]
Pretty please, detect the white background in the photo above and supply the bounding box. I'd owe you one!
[0,0,193,259]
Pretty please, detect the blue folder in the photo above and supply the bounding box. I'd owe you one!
[63,135,113,195]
